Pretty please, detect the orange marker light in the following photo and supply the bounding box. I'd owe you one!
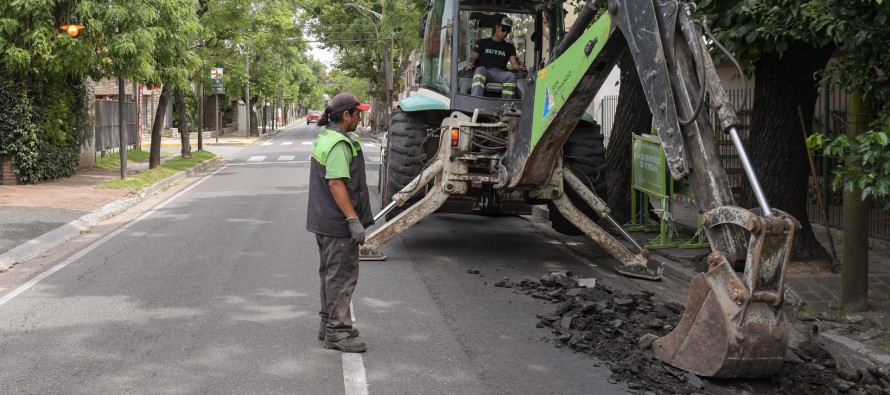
[451,128,459,148]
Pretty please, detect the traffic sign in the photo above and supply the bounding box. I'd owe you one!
[210,67,225,94]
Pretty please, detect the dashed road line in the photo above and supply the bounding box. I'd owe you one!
[247,156,266,162]
[261,142,273,146]
[281,142,294,146]
[301,141,313,145]
[342,300,368,395]
[278,155,296,161]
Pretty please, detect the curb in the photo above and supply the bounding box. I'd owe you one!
[817,329,890,372]
[0,156,222,271]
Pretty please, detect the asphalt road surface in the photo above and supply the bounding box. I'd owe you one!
[0,123,635,394]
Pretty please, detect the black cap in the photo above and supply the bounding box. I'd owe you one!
[329,93,371,115]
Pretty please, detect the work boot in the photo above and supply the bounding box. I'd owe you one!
[324,336,367,353]
[318,326,359,341]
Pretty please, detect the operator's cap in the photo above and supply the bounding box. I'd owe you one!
[499,16,513,28]
[329,93,371,114]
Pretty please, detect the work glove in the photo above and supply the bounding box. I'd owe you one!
[346,217,366,245]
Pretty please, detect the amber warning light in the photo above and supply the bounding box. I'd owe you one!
[451,128,459,148]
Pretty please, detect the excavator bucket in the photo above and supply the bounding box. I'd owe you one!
[649,208,798,378]
[650,254,788,377]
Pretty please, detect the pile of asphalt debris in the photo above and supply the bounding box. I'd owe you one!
[487,269,890,394]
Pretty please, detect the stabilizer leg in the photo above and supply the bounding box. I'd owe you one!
[360,160,450,261]
[549,165,663,281]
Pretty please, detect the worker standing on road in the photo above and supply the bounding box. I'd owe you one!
[466,15,526,99]
[306,93,373,353]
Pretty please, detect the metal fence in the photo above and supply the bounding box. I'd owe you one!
[95,100,138,151]
[807,110,890,240]
[598,86,888,240]
[708,87,888,240]
[599,95,619,145]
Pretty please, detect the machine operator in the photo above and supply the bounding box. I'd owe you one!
[466,16,526,99]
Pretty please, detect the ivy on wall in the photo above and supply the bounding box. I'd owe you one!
[0,72,91,183]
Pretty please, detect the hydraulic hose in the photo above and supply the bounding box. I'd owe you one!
[552,0,599,61]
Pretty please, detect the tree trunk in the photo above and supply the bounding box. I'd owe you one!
[249,95,259,137]
[197,83,203,151]
[745,41,834,263]
[150,86,172,169]
[175,87,191,159]
[842,91,870,311]
[605,49,652,224]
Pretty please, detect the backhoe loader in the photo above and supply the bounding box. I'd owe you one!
[364,0,798,378]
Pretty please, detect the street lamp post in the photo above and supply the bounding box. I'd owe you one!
[245,47,251,138]
[344,3,391,126]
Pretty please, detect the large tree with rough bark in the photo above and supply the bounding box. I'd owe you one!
[607,0,839,263]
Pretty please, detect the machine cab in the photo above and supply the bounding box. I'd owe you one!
[416,0,565,116]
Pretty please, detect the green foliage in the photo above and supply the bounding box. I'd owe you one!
[697,0,833,73]
[818,113,890,201]
[0,78,40,182]
[811,0,890,105]
[0,73,89,183]
[302,0,423,107]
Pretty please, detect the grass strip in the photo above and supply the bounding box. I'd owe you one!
[98,150,217,190]
[95,149,152,170]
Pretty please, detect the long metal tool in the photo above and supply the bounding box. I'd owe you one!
[728,126,772,216]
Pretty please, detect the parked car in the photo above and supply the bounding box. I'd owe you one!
[307,111,322,124]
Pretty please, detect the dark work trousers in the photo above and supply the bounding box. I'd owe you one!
[316,233,359,342]
[470,66,518,99]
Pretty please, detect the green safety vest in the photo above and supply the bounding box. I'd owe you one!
[306,127,373,237]
[311,128,361,166]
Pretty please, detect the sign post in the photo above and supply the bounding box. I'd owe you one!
[210,68,225,143]
[627,134,708,249]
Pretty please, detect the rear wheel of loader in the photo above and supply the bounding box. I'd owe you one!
[550,120,608,236]
[382,109,436,220]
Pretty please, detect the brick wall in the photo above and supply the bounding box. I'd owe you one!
[1,155,16,185]
[94,78,136,97]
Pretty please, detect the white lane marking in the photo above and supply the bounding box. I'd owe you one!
[278,155,296,161]
[281,142,294,146]
[0,165,229,308]
[342,354,369,395]
[228,161,309,166]
[362,143,375,147]
[350,300,355,322]
[261,142,273,146]
[342,300,367,395]
[301,141,313,145]
[247,156,266,162]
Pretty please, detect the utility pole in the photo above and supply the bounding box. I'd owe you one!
[118,75,127,179]
[244,46,251,138]
[197,81,204,151]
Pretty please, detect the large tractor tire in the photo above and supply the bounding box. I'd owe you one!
[382,109,437,220]
[549,120,608,235]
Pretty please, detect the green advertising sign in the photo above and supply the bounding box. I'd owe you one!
[632,134,668,197]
